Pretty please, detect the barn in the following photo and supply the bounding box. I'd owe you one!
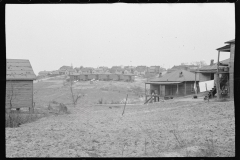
[6,59,36,112]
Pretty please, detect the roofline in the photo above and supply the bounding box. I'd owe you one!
[225,39,235,44]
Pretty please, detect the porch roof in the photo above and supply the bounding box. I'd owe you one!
[145,81,183,85]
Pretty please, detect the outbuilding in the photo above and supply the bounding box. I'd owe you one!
[6,59,36,112]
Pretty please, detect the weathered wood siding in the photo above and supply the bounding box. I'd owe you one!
[6,80,33,109]
[229,43,235,99]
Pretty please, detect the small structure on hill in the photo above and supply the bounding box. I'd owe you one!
[6,59,36,112]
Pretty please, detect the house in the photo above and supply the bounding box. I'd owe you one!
[65,68,77,75]
[119,74,125,81]
[115,69,124,74]
[38,70,51,77]
[69,73,80,81]
[109,74,120,81]
[92,68,104,74]
[110,66,122,73]
[123,74,135,82]
[51,70,60,75]
[59,66,72,75]
[136,66,147,75]
[79,74,88,81]
[124,69,131,75]
[99,73,110,81]
[199,39,235,99]
[145,70,200,100]
[134,70,140,75]
[6,59,36,112]
[81,68,92,74]
[171,64,199,71]
[88,74,99,80]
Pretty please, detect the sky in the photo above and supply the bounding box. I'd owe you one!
[6,3,235,74]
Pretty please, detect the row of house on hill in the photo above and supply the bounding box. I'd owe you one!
[145,39,235,101]
[38,65,167,77]
[69,73,135,82]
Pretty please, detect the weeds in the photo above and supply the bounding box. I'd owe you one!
[5,111,45,128]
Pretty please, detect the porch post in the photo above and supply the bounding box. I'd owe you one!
[145,83,147,102]
[176,83,179,96]
[195,72,197,95]
[216,50,221,100]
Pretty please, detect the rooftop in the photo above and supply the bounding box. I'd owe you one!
[7,59,36,80]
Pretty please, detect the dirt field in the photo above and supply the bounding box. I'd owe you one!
[6,77,235,157]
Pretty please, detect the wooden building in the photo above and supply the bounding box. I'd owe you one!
[88,74,98,80]
[6,59,36,112]
[99,73,110,81]
[123,74,135,82]
[109,74,120,81]
[69,73,80,81]
[145,70,199,100]
[119,74,125,81]
[79,74,88,81]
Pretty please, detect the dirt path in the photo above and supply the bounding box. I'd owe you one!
[6,100,235,157]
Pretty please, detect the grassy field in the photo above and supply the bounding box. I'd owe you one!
[6,76,235,157]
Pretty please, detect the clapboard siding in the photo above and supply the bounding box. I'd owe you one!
[5,80,33,109]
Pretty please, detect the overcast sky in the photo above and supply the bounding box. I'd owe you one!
[6,3,235,74]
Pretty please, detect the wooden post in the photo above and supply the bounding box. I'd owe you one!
[185,82,187,96]
[194,72,197,95]
[216,50,221,100]
[145,83,147,102]
[176,83,179,96]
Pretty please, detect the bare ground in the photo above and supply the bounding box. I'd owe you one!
[6,77,235,157]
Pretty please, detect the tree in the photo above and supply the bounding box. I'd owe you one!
[190,60,207,68]
[69,79,84,107]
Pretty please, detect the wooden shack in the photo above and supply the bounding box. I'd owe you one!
[6,59,36,112]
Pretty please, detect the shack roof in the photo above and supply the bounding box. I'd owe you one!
[7,59,36,80]
[150,69,198,82]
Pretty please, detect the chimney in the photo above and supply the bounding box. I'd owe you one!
[159,72,162,77]
[210,59,214,66]
[179,71,183,77]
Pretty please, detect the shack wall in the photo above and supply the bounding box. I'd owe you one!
[6,80,33,109]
